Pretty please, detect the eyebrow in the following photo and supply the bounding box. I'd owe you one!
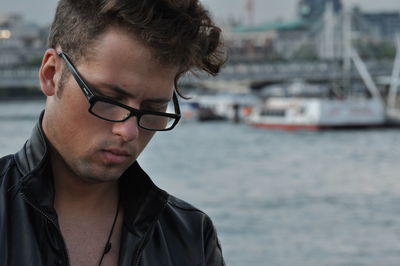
[97,82,172,103]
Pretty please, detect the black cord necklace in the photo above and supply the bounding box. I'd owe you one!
[98,199,121,266]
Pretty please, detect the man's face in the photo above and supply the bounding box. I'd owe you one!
[41,27,178,183]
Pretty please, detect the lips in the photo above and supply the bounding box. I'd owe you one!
[101,149,131,165]
[106,148,130,156]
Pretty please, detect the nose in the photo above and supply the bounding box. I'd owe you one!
[111,116,139,142]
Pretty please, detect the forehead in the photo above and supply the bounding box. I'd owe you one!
[86,26,175,69]
[76,26,179,98]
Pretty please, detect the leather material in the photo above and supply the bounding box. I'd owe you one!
[0,113,225,266]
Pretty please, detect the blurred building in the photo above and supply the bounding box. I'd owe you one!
[0,14,48,66]
[298,0,342,22]
[223,22,279,62]
[223,0,399,63]
[353,8,400,41]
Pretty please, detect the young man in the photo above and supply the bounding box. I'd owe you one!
[0,0,225,265]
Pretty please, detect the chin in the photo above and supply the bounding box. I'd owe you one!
[68,152,134,184]
[81,172,122,184]
[73,163,126,184]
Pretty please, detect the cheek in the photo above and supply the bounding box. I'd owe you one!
[68,114,109,149]
[138,130,155,151]
[55,97,102,151]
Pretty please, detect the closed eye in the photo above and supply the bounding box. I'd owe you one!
[91,87,125,102]
[142,103,169,112]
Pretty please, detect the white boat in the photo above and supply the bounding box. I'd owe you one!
[248,96,385,130]
[190,93,260,122]
[246,52,389,130]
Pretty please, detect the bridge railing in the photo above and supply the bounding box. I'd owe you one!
[0,67,40,89]
[0,60,394,89]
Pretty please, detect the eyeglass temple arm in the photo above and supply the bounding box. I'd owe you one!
[173,92,181,116]
[58,52,94,99]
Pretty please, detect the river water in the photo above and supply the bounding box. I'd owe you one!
[1,100,400,266]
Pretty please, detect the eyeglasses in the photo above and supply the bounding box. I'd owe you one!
[58,52,181,131]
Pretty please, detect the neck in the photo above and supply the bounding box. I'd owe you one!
[50,149,119,215]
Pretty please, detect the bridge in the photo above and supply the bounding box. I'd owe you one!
[0,68,39,89]
[0,60,395,94]
[183,59,395,92]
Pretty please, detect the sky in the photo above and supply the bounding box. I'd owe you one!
[1,0,400,26]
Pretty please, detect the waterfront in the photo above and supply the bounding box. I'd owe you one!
[1,100,400,265]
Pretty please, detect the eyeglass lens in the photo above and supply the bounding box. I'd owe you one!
[90,100,175,130]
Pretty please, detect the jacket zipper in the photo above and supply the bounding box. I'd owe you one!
[134,242,144,266]
[135,255,142,266]
[133,226,151,266]
[133,218,159,266]
[133,198,169,266]
[21,193,71,266]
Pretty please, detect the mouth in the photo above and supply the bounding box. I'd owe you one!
[101,149,132,165]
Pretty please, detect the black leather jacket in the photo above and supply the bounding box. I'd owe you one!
[0,117,225,266]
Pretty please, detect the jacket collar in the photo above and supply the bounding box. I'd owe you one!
[14,111,48,177]
[14,111,169,234]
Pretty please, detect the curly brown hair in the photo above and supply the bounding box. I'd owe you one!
[49,0,226,90]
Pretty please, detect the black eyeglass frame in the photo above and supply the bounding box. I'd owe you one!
[58,51,181,131]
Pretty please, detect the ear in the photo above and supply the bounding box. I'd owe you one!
[39,49,62,96]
